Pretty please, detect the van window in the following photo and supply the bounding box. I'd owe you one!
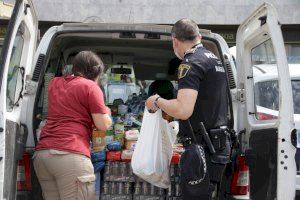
[251,39,276,65]
[285,44,300,64]
[103,65,177,105]
[6,28,24,112]
[251,39,279,120]
[255,80,300,115]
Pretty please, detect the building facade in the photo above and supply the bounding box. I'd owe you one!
[1,0,300,46]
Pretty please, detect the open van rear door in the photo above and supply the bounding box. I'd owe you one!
[0,0,37,199]
[236,3,296,200]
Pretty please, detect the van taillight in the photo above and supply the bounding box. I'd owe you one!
[256,112,278,120]
[17,153,31,190]
[230,155,249,195]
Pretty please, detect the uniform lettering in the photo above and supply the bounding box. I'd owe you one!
[215,65,225,73]
[204,52,218,59]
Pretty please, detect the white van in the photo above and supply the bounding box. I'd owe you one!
[0,0,296,199]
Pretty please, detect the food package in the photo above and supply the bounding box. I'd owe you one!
[118,104,128,115]
[106,151,122,161]
[114,117,125,135]
[125,140,137,151]
[173,144,184,154]
[171,152,181,164]
[121,150,134,162]
[125,129,139,140]
[114,133,125,146]
[124,113,133,126]
[105,135,114,144]
[92,130,106,152]
[106,127,114,136]
[107,141,122,151]
[91,150,106,163]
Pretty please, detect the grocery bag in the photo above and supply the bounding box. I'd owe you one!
[131,109,176,188]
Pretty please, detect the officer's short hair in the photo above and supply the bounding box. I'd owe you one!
[171,18,200,42]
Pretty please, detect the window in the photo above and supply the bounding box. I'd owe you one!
[6,27,24,112]
[251,39,279,120]
[254,80,300,115]
[285,44,300,64]
[103,65,177,114]
[251,39,276,65]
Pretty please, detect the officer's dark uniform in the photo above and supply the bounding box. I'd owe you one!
[178,43,230,200]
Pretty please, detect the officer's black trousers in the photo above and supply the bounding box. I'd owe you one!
[180,129,231,200]
[180,151,227,200]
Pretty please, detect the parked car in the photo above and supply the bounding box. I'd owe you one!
[0,1,296,199]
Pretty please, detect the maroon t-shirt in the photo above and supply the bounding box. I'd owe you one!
[36,75,107,157]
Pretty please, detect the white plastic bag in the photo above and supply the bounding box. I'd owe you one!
[131,109,177,188]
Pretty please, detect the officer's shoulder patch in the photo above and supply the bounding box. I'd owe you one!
[178,64,191,79]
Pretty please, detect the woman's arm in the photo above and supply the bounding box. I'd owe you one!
[92,112,112,131]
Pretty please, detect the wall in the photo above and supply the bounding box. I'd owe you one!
[27,0,300,24]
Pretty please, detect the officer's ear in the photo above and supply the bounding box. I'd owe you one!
[172,37,179,48]
[197,34,202,41]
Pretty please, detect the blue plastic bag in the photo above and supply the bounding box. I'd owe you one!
[91,150,106,163]
[107,141,122,151]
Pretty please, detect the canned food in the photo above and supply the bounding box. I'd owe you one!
[168,184,173,196]
[142,182,149,195]
[134,182,141,195]
[117,182,124,195]
[174,165,178,177]
[102,182,110,194]
[120,162,127,176]
[175,183,181,197]
[157,187,165,196]
[110,182,117,194]
[124,182,132,195]
[112,162,120,177]
[150,184,156,195]
[104,162,111,177]
[170,164,175,177]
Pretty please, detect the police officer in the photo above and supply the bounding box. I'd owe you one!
[146,19,230,200]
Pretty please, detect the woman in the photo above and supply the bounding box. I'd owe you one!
[34,51,112,200]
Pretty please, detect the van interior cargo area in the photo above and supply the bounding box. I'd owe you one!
[28,32,225,199]
[33,32,222,123]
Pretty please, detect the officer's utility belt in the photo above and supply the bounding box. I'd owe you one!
[180,122,229,155]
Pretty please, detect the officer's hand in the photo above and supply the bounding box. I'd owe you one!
[145,94,160,112]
